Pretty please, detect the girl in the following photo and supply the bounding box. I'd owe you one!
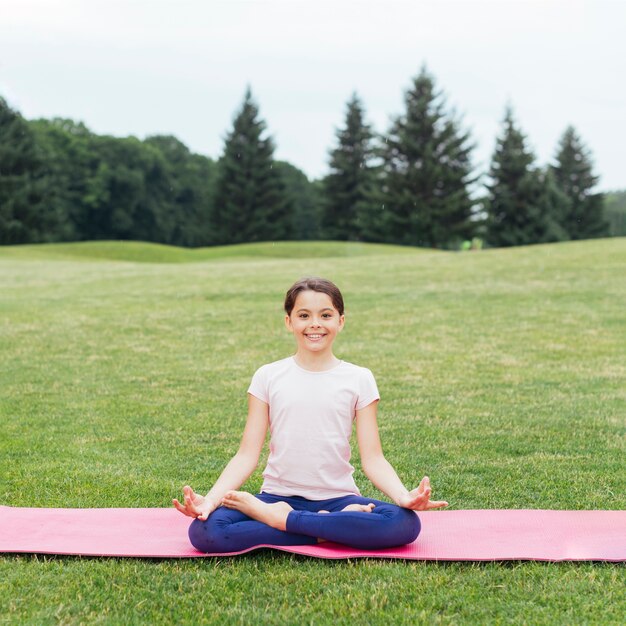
[173,277,447,553]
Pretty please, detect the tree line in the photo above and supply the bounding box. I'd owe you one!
[0,67,614,248]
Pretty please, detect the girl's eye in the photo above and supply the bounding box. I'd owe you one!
[299,314,308,319]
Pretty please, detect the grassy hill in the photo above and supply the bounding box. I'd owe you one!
[1,238,624,624]
[0,239,433,263]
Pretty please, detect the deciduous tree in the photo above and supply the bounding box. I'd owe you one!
[0,98,60,243]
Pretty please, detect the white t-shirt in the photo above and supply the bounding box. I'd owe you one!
[247,356,380,500]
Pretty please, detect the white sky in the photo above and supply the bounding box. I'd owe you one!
[1,0,624,190]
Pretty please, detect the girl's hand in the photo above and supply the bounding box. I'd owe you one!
[172,485,217,521]
[398,476,448,511]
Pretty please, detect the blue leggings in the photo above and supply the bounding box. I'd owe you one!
[188,492,421,553]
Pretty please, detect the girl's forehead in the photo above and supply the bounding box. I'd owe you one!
[293,290,336,309]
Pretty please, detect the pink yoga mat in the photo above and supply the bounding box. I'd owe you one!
[0,506,624,561]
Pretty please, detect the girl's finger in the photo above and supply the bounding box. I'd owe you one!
[418,477,430,495]
[408,494,427,508]
[183,494,200,513]
[173,499,192,516]
[428,500,448,509]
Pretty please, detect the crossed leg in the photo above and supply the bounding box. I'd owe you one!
[188,491,420,553]
[221,491,374,530]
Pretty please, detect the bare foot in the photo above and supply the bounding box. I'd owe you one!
[221,491,292,531]
[341,503,375,513]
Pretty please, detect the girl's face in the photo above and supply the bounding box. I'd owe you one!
[285,290,344,356]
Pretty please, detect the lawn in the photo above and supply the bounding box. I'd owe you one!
[1,238,624,624]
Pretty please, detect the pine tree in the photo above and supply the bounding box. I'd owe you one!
[212,87,292,244]
[321,92,378,240]
[485,106,568,247]
[528,166,571,243]
[0,97,59,244]
[376,67,477,248]
[551,126,607,239]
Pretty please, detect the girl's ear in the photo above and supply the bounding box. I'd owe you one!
[285,314,293,332]
[338,314,345,331]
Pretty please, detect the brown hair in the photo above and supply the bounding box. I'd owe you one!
[284,277,345,316]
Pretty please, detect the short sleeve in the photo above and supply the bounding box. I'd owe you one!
[356,367,380,410]
[247,366,269,403]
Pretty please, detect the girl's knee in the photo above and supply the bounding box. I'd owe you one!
[378,505,421,545]
[188,518,211,552]
[187,510,230,553]
[401,509,421,544]
[189,516,231,552]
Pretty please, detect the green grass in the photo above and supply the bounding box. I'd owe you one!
[1,238,625,625]
[0,239,430,263]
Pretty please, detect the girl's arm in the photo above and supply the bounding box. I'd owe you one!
[173,394,269,519]
[356,401,448,510]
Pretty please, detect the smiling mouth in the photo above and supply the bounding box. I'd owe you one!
[305,334,326,340]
